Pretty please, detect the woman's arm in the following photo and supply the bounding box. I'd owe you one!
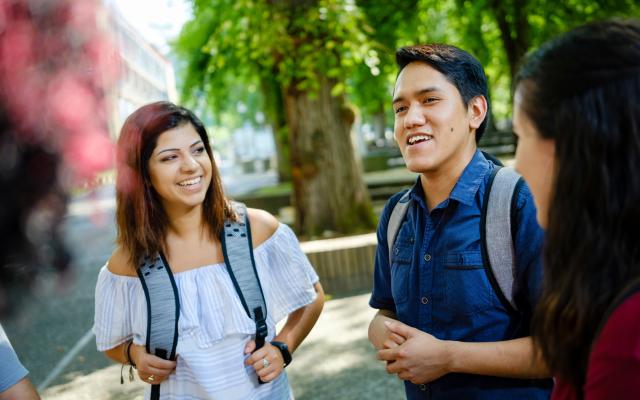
[244,208,325,381]
[274,281,325,353]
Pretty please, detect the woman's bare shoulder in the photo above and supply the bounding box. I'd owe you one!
[247,208,279,247]
[106,246,137,277]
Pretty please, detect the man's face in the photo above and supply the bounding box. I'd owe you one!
[392,61,481,175]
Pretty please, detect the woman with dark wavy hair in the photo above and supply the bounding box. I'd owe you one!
[93,101,324,399]
[513,19,640,399]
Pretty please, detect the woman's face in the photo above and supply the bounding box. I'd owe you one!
[513,88,556,229]
[147,123,212,212]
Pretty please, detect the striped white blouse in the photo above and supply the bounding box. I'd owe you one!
[93,223,319,400]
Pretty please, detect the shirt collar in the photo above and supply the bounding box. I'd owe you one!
[408,150,491,208]
[408,175,427,210]
[449,150,491,206]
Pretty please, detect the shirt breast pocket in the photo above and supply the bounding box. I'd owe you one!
[444,251,496,316]
[390,238,413,305]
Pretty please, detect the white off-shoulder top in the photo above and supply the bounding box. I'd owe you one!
[93,223,319,400]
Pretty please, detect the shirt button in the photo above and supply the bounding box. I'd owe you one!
[419,384,428,391]
[421,297,429,304]
[424,253,432,262]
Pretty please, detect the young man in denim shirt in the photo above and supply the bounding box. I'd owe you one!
[368,44,553,399]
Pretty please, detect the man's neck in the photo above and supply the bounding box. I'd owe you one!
[419,147,476,211]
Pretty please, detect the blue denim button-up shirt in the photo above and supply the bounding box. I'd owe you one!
[370,151,552,399]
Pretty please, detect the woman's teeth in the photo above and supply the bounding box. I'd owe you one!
[178,177,201,186]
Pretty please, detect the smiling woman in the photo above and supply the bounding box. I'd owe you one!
[94,101,324,400]
[114,102,227,263]
[148,124,213,212]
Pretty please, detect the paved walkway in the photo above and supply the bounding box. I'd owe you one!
[41,293,404,400]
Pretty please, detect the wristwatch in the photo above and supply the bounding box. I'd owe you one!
[270,341,292,368]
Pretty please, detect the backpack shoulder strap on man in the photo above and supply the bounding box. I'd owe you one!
[481,165,525,313]
[385,165,524,313]
[137,253,180,399]
[387,190,412,265]
[220,202,269,350]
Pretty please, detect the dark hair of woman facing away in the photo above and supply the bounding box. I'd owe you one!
[115,101,233,265]
[515,19,640,392]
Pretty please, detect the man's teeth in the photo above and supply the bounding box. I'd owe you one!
[408,135,432,145]
[178,177,201,186]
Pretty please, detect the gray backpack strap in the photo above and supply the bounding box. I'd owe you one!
[481,166,523,313]
[137,253,180,399]
[220,202,268,350]
[387,191,412,265]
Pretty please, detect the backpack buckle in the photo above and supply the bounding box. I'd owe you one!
[254,307,268,349]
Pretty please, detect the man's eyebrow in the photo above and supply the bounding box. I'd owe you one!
[392,87,440,104]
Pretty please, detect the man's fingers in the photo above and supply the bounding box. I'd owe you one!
[383,339,399,349]
[398,371,412,381]
[384,320,413,338]
[389,332,405,345]
[377,348,397,361]
[386,360,402,375]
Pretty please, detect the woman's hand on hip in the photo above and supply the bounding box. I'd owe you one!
[130,344,177,385]
[244,340,285,383]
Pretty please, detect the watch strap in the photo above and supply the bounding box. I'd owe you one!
[270,341,292,367]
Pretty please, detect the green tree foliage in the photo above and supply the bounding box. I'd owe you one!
[351,0,640,131]
[175,0,377,236]
[350,1,419,139]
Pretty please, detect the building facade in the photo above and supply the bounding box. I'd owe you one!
[103,4,177,139]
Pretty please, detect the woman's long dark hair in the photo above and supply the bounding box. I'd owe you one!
[516,19,640,393]
[116,102,233,265]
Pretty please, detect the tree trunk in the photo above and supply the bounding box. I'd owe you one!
[283,75,375,236]
[261,74,291,182]
[488,0,530,82]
